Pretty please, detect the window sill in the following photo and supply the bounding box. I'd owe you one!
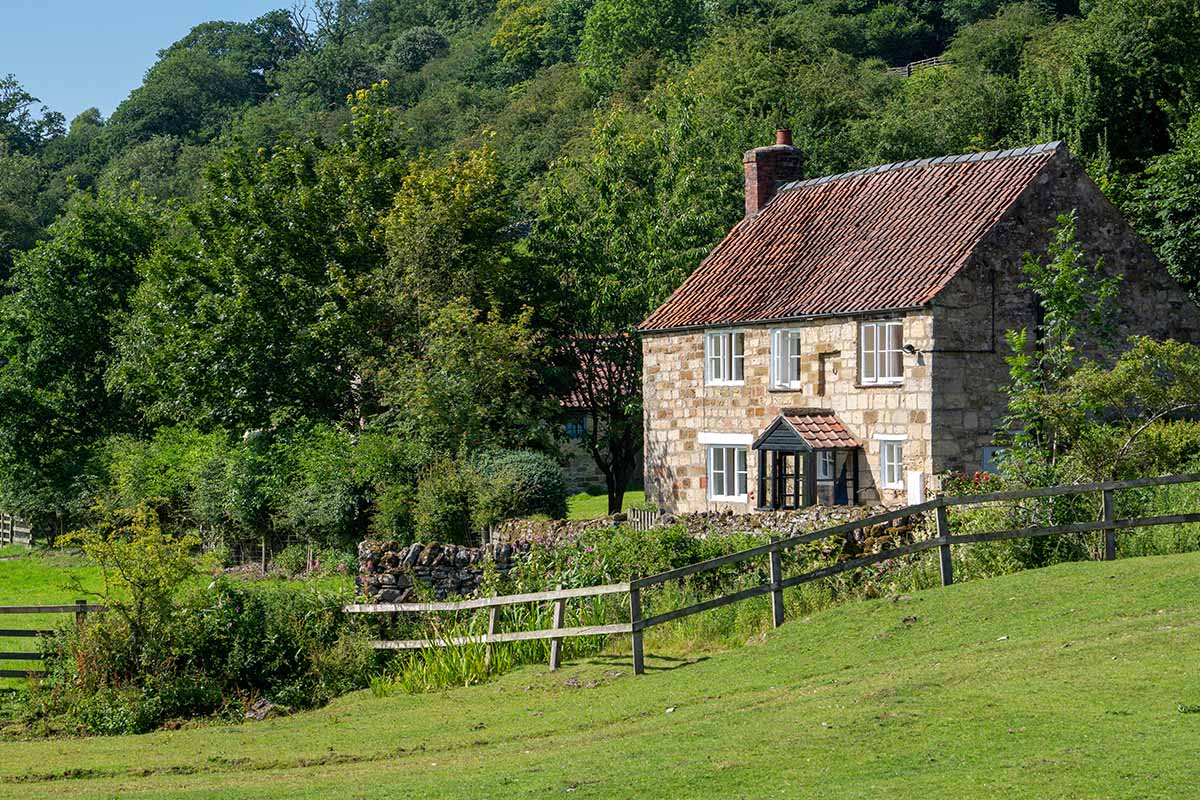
[706,381,745,388]
[881,484,904,491]
[709,495,749,504]
[855,381,904,389]
[767,385,804,393]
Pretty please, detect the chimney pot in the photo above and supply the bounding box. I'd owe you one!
[776,128,792,146]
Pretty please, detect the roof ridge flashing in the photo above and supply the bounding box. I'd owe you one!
[777,141,1062,195]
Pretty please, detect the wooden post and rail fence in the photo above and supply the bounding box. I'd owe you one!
[347,472,1200,675]
[0,601,105,679]
[0,513,32,547]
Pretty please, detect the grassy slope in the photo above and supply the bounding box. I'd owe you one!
[1,552,1199,798]
[567,490,646,520]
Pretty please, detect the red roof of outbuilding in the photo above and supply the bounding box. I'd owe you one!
[640,143,1062,331]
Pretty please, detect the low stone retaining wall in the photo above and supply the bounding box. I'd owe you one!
[357,540,532,602]
[359,504,924,601]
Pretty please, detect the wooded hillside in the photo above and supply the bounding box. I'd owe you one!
[1,0,1198,544]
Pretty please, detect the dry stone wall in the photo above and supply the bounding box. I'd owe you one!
[358,504,918,600]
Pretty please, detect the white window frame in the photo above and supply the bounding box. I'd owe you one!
[704,330,745,386]
[816,450,835,480]
[707,445,748,502]
[769,328,803,391]
[876,434,906,490]
[859,320,904,385]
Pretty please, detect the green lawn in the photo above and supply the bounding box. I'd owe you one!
[2,551,1199,798]
[566,490,646,520]
[0,549,106,689]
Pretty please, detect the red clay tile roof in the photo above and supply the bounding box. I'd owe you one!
[781,411,861,450]
[640,143,1062,331]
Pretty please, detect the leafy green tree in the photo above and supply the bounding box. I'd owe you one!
[530,106,736,510]
[1004,211,1121,472]
[0,74,64,155]
[492,0,594,73]
[387,26,451,71]
[1020,0,1200,168]
[106,12,301,148]
[1023,337,1200,482]
[0,191,158,528]
[113,84,407,429]
[947,2,1050,77]
[381,299,559,455]
[383,145,535,319]
[1129,114,1200,299]
[577,0,707,92]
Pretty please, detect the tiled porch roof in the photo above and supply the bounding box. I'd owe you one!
[754,410,861,451]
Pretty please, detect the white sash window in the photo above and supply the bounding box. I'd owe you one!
[708,445,748,501]
[705,331,745,385]
[859,320,904,384]
[770,329,802,390]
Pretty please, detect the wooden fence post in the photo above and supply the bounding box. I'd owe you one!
[74,599,87,629]
[1102,488,1116,561]
[769,540,784,629]
[485,605,498,669]
[936,504,953,587]
[549,585,565,670]
[629,575,644,675]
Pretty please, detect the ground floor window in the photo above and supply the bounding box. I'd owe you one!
[816,450,835,480]
[708,445,748,501]
[879,439,904,489]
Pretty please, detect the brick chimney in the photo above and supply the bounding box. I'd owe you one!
[743,129,803,218]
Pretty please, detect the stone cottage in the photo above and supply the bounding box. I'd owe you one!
[638,132,1200,514]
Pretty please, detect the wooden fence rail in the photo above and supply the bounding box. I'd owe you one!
[0,601,105,679]
[347,473,1200,675]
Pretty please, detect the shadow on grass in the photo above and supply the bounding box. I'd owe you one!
[584,654,711,672]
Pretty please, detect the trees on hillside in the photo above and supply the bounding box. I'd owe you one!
[0,191,158,526]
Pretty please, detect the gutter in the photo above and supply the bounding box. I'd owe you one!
[637,304,930,336]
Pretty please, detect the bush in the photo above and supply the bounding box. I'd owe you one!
[32,578,371,734]
[471,449,567,526]
[388,26,451,72]
[274,542,310,576]
[414,459,476,544]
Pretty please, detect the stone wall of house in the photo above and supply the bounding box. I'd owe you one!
[929,147,1200,476]
[642,315,934,515]
[560,413,644,494]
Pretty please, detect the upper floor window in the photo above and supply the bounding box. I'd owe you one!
[770,329,802,391]
[705,331,744,385]
[860,320,904,385]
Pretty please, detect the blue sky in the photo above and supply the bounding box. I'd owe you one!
[2,0,286,121]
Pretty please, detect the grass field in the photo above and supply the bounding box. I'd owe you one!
[1,550,1198,798]
[0,549,106,690]
[566,490,646,519]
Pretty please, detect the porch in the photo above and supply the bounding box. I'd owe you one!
[752,410,861,510]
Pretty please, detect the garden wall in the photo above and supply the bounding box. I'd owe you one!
[359,503,918,601]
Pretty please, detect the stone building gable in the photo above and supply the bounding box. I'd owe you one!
[927,147,1200,475]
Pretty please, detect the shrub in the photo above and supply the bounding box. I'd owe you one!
[274,542,310,576]
[388,26,451,72]
[471,449,567,527]
[32,578,371,734]
[414,459,476,544]
[274,423,358,547]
